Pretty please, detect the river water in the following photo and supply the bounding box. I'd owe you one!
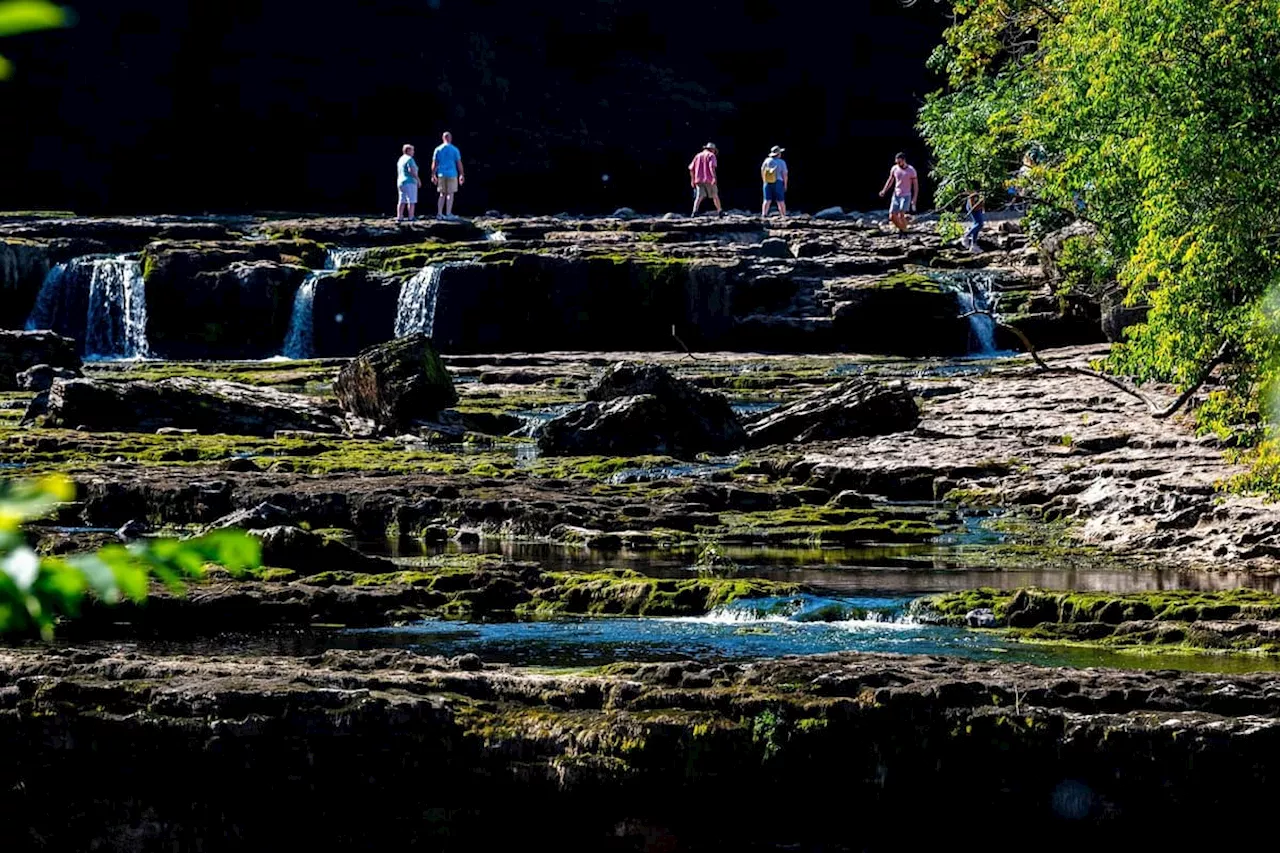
[323,526,1280,673]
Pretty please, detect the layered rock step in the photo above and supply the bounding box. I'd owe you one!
[3,214,1110,359]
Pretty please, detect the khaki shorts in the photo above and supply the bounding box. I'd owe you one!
[437,176,459,195]
[695,182,719,201]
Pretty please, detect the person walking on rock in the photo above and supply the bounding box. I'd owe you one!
[761,146,788,218]
[396,143,421,222]
[688,142,722,217]
[880,152,918,233]
[963,189,985,253]
[431,131,465,219]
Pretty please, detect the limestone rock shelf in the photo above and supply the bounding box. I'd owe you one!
[3,213,1103,359]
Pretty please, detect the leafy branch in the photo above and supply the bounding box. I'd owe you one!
[0,477,260,639]
[0,0,73,80]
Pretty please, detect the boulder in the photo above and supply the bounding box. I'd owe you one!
[753,238,792,259]
[539,362,745,456]
[831,272,970,356]
[249,526,396,575]
[0,239,52,329]
[0,330,79,390]
[790,241,840,259]
[965,608,998,628]
[813,206,845,220]
[202,502,293,532]
[43,377,347,436]
[745,378,919,447]
[16,364,80,392]
[333,334,458,431]
[1100,290,1149,342]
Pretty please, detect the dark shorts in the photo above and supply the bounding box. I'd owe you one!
[763,182,785,203]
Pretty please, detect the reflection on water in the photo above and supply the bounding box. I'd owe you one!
[361,538,1280,595]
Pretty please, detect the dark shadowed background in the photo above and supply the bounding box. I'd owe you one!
[0,0,944,215]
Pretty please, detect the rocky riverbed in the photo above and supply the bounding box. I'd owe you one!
[3,212,1280,844]
[5,645,1280,847]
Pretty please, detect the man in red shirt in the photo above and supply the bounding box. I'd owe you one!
[688,143,723,217]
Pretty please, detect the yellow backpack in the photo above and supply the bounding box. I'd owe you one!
[763,164,778,184]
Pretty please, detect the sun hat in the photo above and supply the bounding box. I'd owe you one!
[704,142,718,150]
[769,145,785,156]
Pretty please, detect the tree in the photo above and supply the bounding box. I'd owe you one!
[0,477,259,638]
[921,0,1280,450]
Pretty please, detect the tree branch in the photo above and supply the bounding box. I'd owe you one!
[959,310,1231,419]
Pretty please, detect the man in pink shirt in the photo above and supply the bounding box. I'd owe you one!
[879,151,919,233]
[688,142,723,217]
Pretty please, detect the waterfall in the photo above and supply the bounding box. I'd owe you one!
[25,261,73,333]
[326,248,367,269]
[279,248,364,359]
[28,256,149,359]
[83,256,150,359]
[394,264,445,338]
[282,274,319,359]
[943,271,999,356]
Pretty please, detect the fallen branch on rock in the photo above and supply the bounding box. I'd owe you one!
[959,308,1231,420]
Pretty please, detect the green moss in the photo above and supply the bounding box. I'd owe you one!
[913,587,1280,655]
[526,455,683,480]
[873,271,944,293]
[516,569,801,618]
[714,505,941,545]
[360,241,480,272]
[250,567,299,582]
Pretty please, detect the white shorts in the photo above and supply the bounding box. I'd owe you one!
[890,195,913,213]
[398,182,419,204]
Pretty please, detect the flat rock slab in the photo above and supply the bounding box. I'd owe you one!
[44,376,348,436]
[2,646,1280,845]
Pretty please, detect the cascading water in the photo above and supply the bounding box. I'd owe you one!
[282,274,319,359]
[24,261,74,333]
[84,256,150,359]
[280,248,365,359]
[394,264,445,338]
[945,271,999,356]
[27,255,149,358]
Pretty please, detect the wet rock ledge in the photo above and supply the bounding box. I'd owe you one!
[2,646,1278,848]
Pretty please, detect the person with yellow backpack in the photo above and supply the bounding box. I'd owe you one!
[760,145,788,218]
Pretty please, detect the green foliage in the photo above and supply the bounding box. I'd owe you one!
[922,0,1280,489]
[0,0,73,79]
[0,477,260,638]
[1055,234,1115,300]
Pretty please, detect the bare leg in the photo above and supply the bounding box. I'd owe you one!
[692,193,703,217]
[778,201,787,218]
[445,193,455,217]
[713,194,722,214]
[762,200,770,217]
[397,201,406,221]
[437,191,445,219]
[406,203,415,221]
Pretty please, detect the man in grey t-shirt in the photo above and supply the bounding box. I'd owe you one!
[761,146,788,218]
[396,143,421,222]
